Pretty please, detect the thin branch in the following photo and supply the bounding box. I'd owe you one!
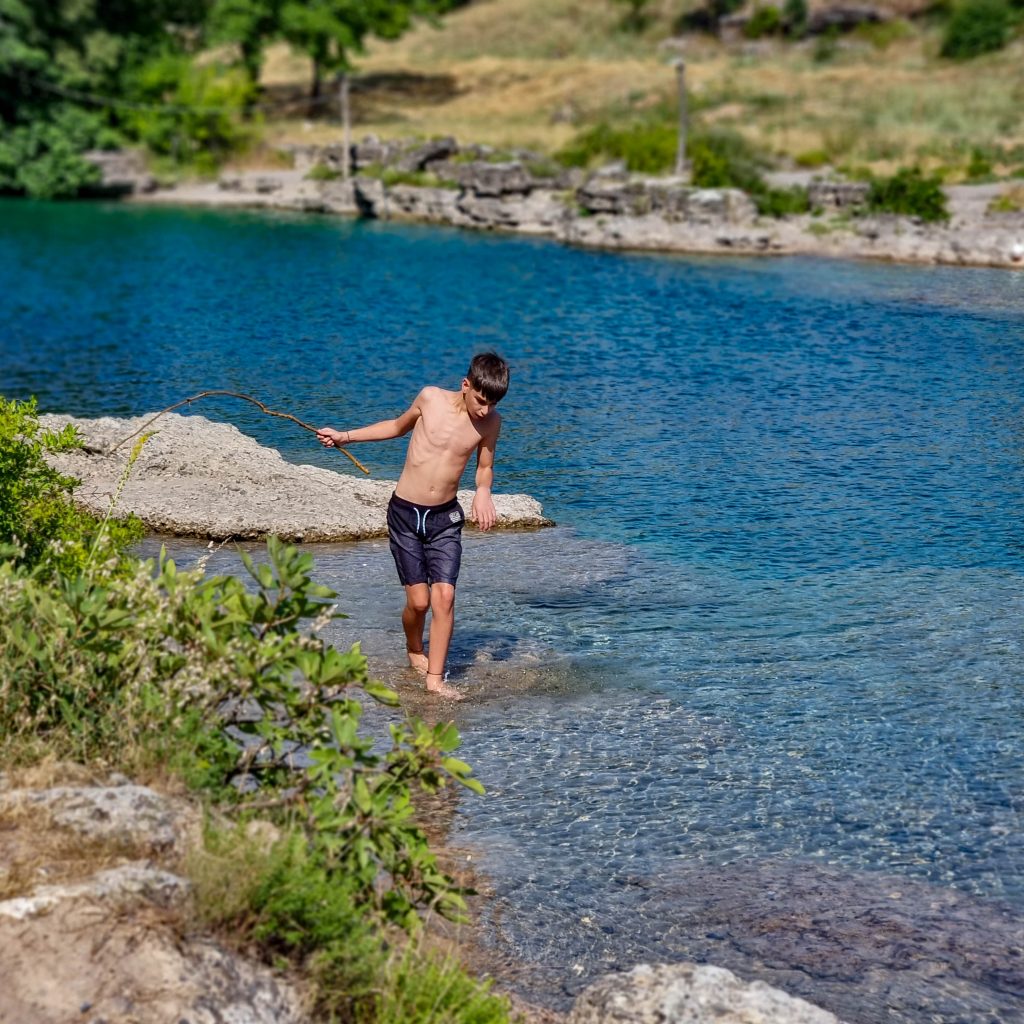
[108,389,370,475]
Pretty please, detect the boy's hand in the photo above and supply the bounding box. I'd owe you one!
[471,491,497,531]
[316,427,346,448]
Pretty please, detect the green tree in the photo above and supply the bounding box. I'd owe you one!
[279,0,455,102]
[613,0,652,31]
[208,0,283,105]
[0,0,212,196]
[941,0,1012,57]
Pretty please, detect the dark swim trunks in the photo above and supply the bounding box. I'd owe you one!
[387,492,465,587]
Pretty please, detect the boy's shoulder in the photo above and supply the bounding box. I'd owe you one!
[417,385,457,406]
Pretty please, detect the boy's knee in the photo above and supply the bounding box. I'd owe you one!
[406,586,430,614]
[430,584,456,614]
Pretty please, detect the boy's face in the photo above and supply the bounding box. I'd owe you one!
[462,379,497,420]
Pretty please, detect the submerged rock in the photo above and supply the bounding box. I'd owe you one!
[568,962,841,1024]
[41,412,553,541]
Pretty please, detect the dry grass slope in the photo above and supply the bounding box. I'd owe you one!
[257,0,1024,178]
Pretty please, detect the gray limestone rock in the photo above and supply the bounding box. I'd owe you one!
[0,863,191,921]
[81,149,155,197]
[40,412,553,541]
[0,784,196,853]
[444,160,534,196]
[568,963,842,1024]
[807,180,870,213]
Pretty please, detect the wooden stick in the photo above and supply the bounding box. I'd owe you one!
[108,389,370,475]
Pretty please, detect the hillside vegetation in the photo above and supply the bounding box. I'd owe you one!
[260,0,1024,182]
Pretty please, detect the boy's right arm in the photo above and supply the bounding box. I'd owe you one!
[317,391,424,448]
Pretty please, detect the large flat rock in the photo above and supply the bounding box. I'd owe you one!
[41,413,553,541]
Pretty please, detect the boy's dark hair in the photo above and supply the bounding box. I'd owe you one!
[467,352,510,404]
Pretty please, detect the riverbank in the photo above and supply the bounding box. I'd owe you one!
[40,412,553,541]
[123,146,1024,271]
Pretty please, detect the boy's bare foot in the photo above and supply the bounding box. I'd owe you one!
[407,650,429,674]
[425,672,463,700]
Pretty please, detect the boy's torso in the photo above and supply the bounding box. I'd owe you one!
[395,387,495,505]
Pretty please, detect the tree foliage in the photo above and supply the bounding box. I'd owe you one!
[0,0,455,195]
[941,0,1013,57]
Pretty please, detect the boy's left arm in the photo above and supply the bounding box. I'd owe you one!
[470,417,501,531]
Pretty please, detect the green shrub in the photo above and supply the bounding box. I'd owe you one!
[365,945,510,1024]
[755,185,811,216]
[795,148,830,168]
[744,4,783,37]
[0,106,108,199]
[0,397,142,576]
[941,0,1012,58]
[966,146,994,180]
[783,0,810,35]
[557,119,677,173]
[124,54,256,173]
[306,161,341,181]
[689,129,768,192]
[867,167,949,220]
[813,26,841,61]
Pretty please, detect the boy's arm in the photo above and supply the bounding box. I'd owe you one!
[317,391,423,448]
[470,415,501,531]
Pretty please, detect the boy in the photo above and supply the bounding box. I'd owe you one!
[316,352,509,699]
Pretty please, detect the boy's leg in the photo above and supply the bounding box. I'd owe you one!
[402,583,430,673]
[425,583,461,698]
[426,583,455,676]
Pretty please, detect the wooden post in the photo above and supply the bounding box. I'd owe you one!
[674,58,688,180]
[338,73,352,180]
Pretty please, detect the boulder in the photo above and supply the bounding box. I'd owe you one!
[39,412,553,541]
[807,3,889,32]
[0,784,196,854]
[807,179,870,212]
[444,160,535,197]
[393,136,459,172]
[81,149,155,197]
[568,963,842,1024]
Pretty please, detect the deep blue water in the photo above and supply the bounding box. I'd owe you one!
[3,198,1024,1020]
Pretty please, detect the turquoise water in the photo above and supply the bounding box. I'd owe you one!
[4,199,1024,1020]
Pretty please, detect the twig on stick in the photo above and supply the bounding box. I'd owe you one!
[108,389,370,475]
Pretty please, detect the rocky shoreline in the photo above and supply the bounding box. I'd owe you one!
[40,412,553,541]
[0,768,847,1024]
[106,138,1024,271]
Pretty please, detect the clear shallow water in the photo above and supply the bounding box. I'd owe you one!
[5,199,1024,1020]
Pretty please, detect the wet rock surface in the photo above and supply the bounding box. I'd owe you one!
[40,412,553,541]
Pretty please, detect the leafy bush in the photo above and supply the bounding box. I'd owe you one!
[783,0,810,36]
[867,167,949,221]
[124,54,256,173]
[1,399,483,934]
[689,129,769,192]
[744,4,783,37]
[0,107,107,199]
[0,397,142,575]
[966,146,995,180]
[306,161,341,181]
[941,0,1012,57]
[795,148,830,168]
[557,119,677,174]
[755,185,811,216]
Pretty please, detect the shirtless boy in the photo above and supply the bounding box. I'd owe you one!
[316,352,509,699]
